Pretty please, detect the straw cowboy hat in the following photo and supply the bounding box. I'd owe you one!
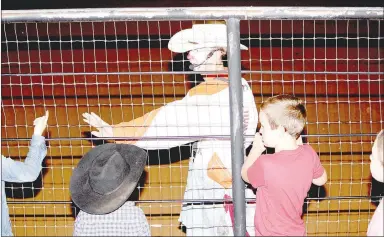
[168,24,248,53]
[70,143,147,214]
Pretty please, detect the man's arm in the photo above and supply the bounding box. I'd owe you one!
[84,82,233,150]
[86,95,234,150]
[112,108,162,145]
[2,135,47,183]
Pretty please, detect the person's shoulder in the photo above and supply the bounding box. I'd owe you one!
[120,201,145,213]
[119,202,148,221]
[257,153,276,164]
[297,145,320,166]
[188,80,228,96]
[300,144,318,155]
[240,77,250,83]
[241,78,252,90]
[74,210,89,222]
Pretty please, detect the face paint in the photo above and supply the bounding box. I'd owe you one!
[188,48,221,71]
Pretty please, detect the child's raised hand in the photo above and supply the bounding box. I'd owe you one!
[33,110,49,136]
[252,132,266,154]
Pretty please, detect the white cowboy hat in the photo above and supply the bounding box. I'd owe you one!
[168,24,248,53]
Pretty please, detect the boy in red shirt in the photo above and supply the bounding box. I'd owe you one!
[241,94,328,236]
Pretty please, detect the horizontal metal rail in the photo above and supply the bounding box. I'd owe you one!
[1,133,379,142]
[7,195,384,204]
[2,70,384,77]
[2,7,383,23]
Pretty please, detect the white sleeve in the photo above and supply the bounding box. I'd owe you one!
[134,93,231,150]
[370,156,384,183]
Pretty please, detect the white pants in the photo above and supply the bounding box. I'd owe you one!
[182,203,256,236]
[367,198,383,236]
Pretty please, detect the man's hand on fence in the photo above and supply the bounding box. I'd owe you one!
[82,112,113,138]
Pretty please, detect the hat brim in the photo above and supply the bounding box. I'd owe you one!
[168,28,248,53]
[70,143,147,215]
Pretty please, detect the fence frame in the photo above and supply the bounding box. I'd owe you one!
[2,7,383,22]
[2,7,383,236]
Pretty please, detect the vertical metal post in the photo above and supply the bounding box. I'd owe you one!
[227,18,246,236]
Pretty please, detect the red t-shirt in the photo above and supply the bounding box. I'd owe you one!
[247,145,325,236]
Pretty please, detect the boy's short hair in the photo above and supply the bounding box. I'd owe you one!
[373,129,384,164]
[260,94,307,138]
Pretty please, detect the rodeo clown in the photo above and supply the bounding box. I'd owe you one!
[83,23,258,236]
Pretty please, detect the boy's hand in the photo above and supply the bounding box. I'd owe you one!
[249,132,266,157]
[82,112,113,138]
[253,132,265,151]
[33,110,49,136]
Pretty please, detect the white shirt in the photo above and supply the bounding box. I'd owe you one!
[130,78,258,233]
[73,202,150,236]
[134,78,257,150]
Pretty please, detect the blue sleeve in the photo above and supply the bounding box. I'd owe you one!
[1,135,47,183]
